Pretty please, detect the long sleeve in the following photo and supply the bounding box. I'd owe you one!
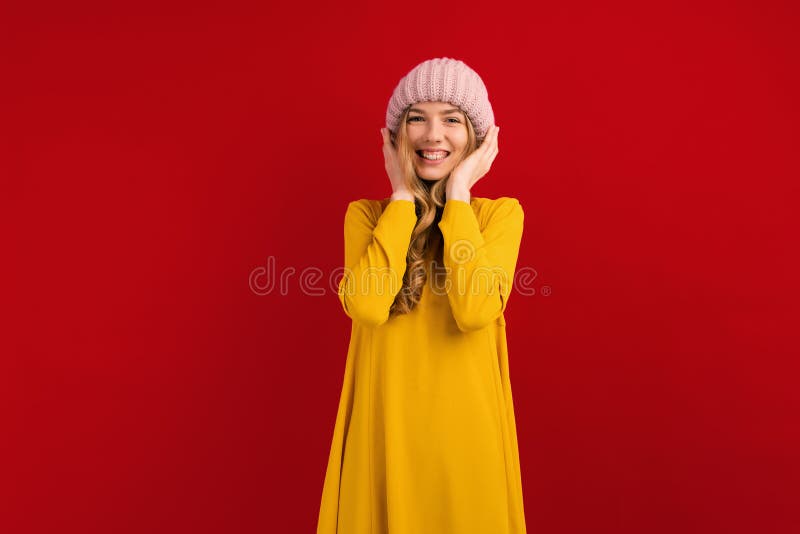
[437,197,524,332]
[337,199,417,327]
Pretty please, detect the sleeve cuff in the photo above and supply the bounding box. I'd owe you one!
[384,198,416,218]
[438,199,484,246]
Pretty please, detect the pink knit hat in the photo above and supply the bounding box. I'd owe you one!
[386,57,495,144]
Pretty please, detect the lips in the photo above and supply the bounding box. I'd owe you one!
[416,150,450,165]
[416,149,450,159]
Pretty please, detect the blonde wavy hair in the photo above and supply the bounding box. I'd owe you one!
[388,104,479,318]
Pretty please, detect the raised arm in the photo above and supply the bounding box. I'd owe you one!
[337,198,417,327]
[437,197,524,332]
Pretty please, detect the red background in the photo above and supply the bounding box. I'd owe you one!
[5,0,799,532]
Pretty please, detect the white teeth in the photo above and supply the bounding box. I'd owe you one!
[420,151,448,160]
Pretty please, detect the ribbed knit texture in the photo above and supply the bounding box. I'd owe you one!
[386,57,495,143]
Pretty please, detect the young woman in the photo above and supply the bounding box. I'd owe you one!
[317,57,527,533]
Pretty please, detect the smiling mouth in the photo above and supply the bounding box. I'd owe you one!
[415,150,450,162]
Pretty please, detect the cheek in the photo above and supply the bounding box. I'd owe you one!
[453,133,469,150]
[449,147,466,161]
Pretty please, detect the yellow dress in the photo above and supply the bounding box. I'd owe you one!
[317,196,527,534]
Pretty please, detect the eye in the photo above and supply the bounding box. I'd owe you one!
[408,116,460,123]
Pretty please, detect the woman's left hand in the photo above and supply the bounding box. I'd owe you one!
[448,124,499,192]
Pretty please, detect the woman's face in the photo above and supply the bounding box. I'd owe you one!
[405,101,469,181]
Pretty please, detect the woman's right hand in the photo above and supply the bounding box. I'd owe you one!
[381,128,413,200]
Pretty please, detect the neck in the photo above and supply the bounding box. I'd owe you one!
[419,177,436,189]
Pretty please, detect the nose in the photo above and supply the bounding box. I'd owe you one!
[424,120,445,143]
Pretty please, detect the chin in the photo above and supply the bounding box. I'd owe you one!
[414,168,450,182]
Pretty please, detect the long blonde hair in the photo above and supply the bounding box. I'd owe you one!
[388,105,479,318]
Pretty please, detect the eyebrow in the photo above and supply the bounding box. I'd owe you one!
[408,107,462,115]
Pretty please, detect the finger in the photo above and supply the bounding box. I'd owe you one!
[481,131,498,160]
[487,141,499,161]
[488,128,499,157]
[481,125,498,152]
[480,129,493,152]
[382,127,394,147]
